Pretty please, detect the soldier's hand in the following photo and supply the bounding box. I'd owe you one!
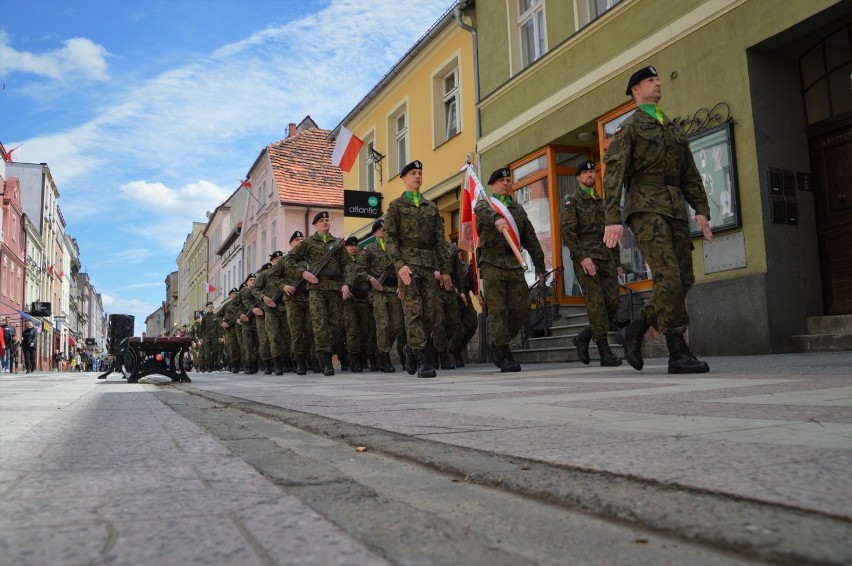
[252,307,264,316]
[342,285,352,300]
[302,270,319,284]
[370,276,384,292]
[603,224,623,248]
[580,258,597,276]
[283,285,296,296]
[495,217,509,232]
[239,314,249,322]
[399,265,413,286]
[396,289,402,300]
[459,293,468,307]
[695,214,713,241]
[441,273,452,291]
[263,296,276,308]
[198,338,203,345]
[221,322,229,330]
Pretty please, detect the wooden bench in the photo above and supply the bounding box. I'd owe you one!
[98,337,193,383]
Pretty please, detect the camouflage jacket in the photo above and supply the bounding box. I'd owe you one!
[357,240,398,292]
[475,197,546,274]
[384,194,449,273]
[200,311,219,339]
[561,188,620,263]
[284,232,350,291]
[603,109,710,225]
[251,264,283,306]
[222,298,242,327]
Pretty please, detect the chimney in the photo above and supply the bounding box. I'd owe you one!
[288,123,297,138]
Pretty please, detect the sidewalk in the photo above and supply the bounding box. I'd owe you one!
[188,352,852,522]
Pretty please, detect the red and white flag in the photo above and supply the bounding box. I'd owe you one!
[205,282,216,293]
[488,195,521,249]
[459,164,487,253]
[331,125,364,172]
[47,264,55,276]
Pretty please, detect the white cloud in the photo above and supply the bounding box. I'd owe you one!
[0,31,110,81]
[120,179,229,218]
[100,292,158,334]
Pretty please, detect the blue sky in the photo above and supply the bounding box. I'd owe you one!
[0,0,454,331]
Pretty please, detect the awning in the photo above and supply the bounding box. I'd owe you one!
[68,337,77,347]
[18,311,42,331]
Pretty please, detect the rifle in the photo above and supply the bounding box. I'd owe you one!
[269,233,351,305]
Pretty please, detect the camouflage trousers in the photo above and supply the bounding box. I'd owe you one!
[575,255,620,341]
[398,265,445,351]
[628,211,694,335]
[239,320,258,362]
[372,289,403,354]
[451,297,479,351]
[286,296,314,355]
[264,303,291,359]
[480,263,529,346]
[202,337,220,368]
[432,288,458,353]
[343,298,375,355]
[254,312,271,361]
[224,328,240,366]
[309,289,343,354]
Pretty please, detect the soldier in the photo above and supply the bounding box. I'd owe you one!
[199,302,220,371]
[285,211,351,376]
[384,160,450,378]
[476,167,546,372]
[435,243,463,370]
[449,256,479,367]
[357,219,403,373]
[561,160,622,367]
[282,230,315,375]
[220,288,242,373]
[235,273,260,374]
[253,252,291,375]
[342,236,374,373]
[603,65,713,374]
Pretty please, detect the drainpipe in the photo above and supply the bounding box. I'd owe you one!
[454,2,480,140]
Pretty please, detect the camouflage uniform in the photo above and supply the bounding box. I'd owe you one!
[475,196,546,348]
[384,194,449,352]
[343,253,375,364]
[450,261,479,365]
[561,187,621,341]
[200,309,220,370]
[220,297,241,371]
[357,239,404,363]
[281,255,314,359]
[258,261,292,373]
[234,285,259,369]
[285,233,349,358]
[603,108,710,335]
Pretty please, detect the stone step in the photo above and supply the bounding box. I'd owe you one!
[806,314,852,335]
[529,331,621,350]
[791,333,852,353]
[514,342,625,364]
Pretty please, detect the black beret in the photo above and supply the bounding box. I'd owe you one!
[289,230,304,243]
[371,219,384,234]
[575,160,596,176]
[269,250,284,259]
[344,236,358,246]
[626,65,658,95]
[488,167,511,185]
[206,301,213,306]
[400,160,423,176]
[238,282,247,289]
[260,262,272,272]
[312,210,329,224]
[245,273,256,282]
[228,288,239,295]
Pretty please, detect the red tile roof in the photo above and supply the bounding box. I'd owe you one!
[267,128,343,207]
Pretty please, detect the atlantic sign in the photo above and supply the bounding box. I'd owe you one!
[343,189,382,219]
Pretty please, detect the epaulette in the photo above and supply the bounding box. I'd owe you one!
[563,199,573,208]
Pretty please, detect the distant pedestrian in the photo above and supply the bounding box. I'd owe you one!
[21,321,37,373]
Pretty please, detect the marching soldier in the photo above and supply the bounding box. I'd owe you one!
[342,236,374,373]
[282,231,314,375]
[603,65,712,374]
[435,243,463,370]
[285,211,351,376]
[199,301,220,371]
[220,287,242,373]
[384,160,450,378]
[251,262,274,374]
[235,273,260,374]
[357,219,403,373]
[561,160,622,366]
[449,255,479,367]
[253,252,291,375]
[476,167,546,372]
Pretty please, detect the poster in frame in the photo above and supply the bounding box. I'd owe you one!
[686,121,740,237]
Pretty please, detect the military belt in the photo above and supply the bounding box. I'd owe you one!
[399,239,431,249]
[632,174,681,186]
[579,234,602,242]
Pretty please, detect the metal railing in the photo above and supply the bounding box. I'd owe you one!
[522,267,564,344]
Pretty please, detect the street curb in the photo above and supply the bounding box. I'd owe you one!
[174,383,851,566]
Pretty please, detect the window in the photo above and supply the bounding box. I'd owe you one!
[800,24,852,125]
[518,0,545,69]
[260,230,267,262]
[270,220,277,252]
[259,180,266,207]
[359,132,377,192]
[576,0,623,28]
[443,69,460,140]
[388,105,408,175]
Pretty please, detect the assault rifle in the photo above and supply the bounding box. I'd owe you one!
[271,233,352,304]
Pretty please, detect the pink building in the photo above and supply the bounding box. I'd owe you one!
[0,145,26,327]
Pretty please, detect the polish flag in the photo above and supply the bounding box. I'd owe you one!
[58,270,65,278]
[47,264,55,275]
[331,126,364,172]
[488,196,521,250]
[459,164,490,295]
[205,282,216,293]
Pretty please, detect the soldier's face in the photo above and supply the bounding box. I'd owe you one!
[315,218,330,234]
[271,256,281,265]
[492,176,511,195]
[402,169,422,191]
[290,237,304,249]
[374,227,385,239]
[577,170,596,187]
[632,76,662,104]
[206,306,213,312]
[346,245,358,257]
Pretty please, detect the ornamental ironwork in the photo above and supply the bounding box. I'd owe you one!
[673,102,732,136]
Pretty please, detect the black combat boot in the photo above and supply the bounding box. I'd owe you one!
[489,342,504,369]
[617,316,649,371]
[319,352,335,376]
[572,325,593,365]
[451,347,465,368]
[665,334,710,374]
[295,354,308,376]
[339,353,349,372]
[595,337,622,367]
[263,359,273,375]
[310,356,321,374]
[498,345,521,373]
[369,354,380,372]
[381,352,396,373]
[350,354,363,373]
[414,349,437,378]
[439,351,455,370]
[402,344,417,375]
[274,356,284,375]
